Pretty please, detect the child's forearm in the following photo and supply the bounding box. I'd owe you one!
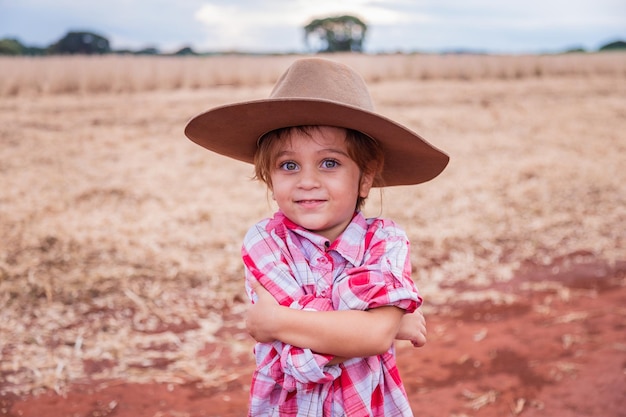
[268,305,404,358]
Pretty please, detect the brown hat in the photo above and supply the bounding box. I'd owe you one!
[184,57,449,186]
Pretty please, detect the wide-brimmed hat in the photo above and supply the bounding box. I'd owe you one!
[184,57,449,186]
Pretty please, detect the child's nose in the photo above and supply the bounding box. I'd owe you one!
[298,166,321,188]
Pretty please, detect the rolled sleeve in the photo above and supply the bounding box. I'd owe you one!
[334,223,421,313]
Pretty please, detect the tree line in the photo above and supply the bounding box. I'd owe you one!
[1,14,624,56]
[0,15,368,56]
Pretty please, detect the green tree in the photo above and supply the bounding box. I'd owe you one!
[304,15,367,53]
[48,31,111,55]
[599,40,626,51]
[174,46,197,56]
[0,38,23,55]
[135,47,160,55]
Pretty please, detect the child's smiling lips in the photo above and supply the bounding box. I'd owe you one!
[295,199,326,207]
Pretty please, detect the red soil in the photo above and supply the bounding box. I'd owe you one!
[3,257,625,417]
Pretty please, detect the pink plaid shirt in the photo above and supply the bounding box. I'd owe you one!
[242,211,421,416]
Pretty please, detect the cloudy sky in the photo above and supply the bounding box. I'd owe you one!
[1,0,624,53]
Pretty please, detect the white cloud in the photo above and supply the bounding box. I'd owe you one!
[188,0,619,52]
[194,3,296,50]
[192,0,420,51]
[288,0,413,25]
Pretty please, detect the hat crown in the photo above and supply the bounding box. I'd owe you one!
[270,58,375,111]
[184,57,449,186]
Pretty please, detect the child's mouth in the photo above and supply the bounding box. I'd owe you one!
[297,199,325,206]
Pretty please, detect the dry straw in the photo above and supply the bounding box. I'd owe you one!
[0,52,625,96]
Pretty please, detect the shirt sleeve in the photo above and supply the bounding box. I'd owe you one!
[333,219,422,313]
[242,220,303,307]
[242,220,343,387]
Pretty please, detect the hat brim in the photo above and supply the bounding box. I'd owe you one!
[184,98,449,186]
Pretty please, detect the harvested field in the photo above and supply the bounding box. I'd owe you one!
[1,53,625,416]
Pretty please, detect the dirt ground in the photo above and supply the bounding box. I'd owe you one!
[3,256,625,417]
[1,56,625,416]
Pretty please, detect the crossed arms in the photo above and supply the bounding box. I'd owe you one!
[246,279,426,359]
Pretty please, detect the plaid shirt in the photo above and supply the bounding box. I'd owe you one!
[242,211,421,416]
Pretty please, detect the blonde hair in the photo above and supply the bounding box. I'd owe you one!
[254,126,384,211]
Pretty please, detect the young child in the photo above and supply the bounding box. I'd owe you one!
[185,58,449,416]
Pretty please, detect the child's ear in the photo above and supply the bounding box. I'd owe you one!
[359,171,375,198]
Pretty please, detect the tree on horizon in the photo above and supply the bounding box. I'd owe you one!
[304,15,367,53]
[48,31,111,54]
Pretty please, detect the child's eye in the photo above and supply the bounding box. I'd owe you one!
[321,159,339,169]
[279,161,299,171]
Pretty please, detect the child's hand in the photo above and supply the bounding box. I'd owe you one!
[246,279,280,343]
[396,309,427,348]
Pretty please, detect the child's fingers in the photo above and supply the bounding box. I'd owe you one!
[247,276,265,295]
[247,275,260,289]
[249,280,277,305]
[411,331,427,348]
[411,309,427,348]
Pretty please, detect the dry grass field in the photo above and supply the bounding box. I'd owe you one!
[1,53,625,416]
[1,52,625,96]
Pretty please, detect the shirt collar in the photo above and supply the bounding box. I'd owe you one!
[275,211,367,265]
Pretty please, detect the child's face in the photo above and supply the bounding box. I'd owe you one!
[269,126,374,242]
